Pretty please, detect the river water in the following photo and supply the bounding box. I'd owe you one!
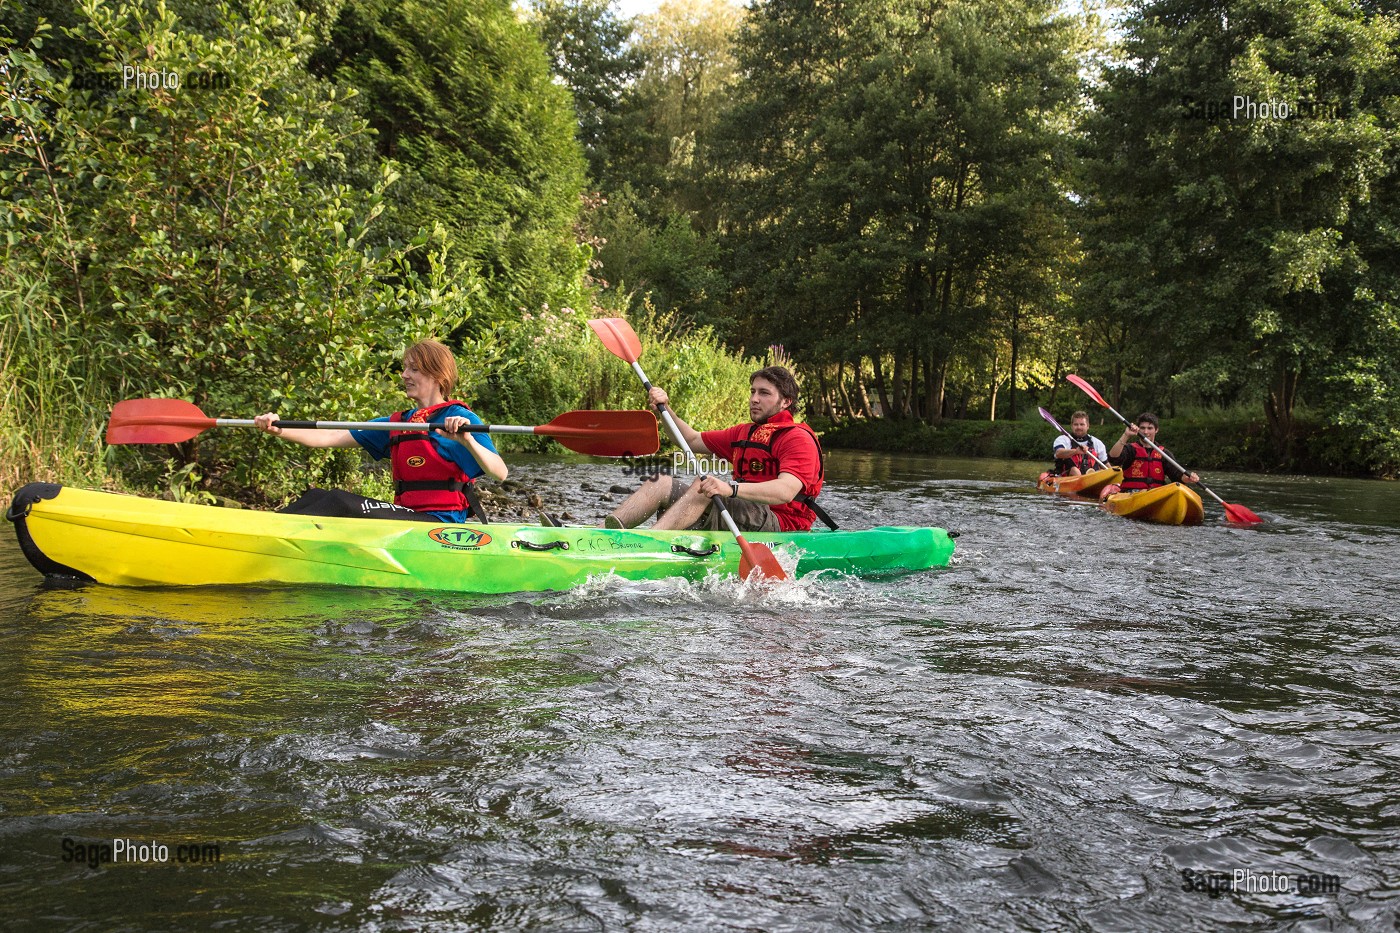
[1,452,1397,931]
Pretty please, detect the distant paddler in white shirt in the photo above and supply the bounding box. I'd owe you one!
[1051,411,1110,477]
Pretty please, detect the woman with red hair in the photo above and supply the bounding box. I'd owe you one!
[254,339,507,523]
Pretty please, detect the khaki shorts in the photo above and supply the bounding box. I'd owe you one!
[667,477,780,533]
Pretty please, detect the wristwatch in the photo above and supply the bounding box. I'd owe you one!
[729,481,739,499]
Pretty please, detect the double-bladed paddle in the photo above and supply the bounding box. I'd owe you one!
[1065,375,1264,525]
[1037,406,1111,471]
[106,398,660,457]
[588,316,788,581]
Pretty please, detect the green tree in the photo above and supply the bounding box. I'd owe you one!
[583,184,729,331]
[309,0,590,322]
[528,0,643,181]
[609,0,742,218]
[558,0,743,332]
[1,0,467,500]
[1080,0,1400,465]
[717,0,1084,422]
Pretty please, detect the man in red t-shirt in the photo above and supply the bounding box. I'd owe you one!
[604,367,825,532]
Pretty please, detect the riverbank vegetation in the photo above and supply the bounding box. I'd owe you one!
[820,409,1378,479]
[3,0,1396,507]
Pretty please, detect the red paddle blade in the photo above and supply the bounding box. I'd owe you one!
[588,317,643,364]
[1066,374,1109,408]
[537,410,660,456]
[106,398,215,444]
[1223,501,1265,525]
[737,537,788,581]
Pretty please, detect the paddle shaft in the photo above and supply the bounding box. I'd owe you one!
[200,419,556,436]
[1069,441,1110,471]
[1065,374,1262,523]
[626,360,747,541]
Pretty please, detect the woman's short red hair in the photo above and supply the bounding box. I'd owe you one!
[404,339,458,397]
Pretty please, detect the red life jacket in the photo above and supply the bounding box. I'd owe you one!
[1120,442,1167,491]
[389,401,476,513]
[1056,437,1099,475]
[728,416,828,531]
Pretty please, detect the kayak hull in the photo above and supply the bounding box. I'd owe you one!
[1101,483,1204,526]
[1037,467,1123,499]
[6,484,956,593]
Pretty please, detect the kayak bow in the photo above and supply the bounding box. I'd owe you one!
[1101,483,1205,526]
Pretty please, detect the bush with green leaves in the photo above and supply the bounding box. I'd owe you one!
[1,1,472,502]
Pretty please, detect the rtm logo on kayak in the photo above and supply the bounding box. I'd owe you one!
[429,528,492,549]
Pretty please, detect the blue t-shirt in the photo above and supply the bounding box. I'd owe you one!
[351,404,498,523]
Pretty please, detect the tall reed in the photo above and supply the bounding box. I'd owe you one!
[0,271,113,499]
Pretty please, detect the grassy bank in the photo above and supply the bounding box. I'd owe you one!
[817,413,1396,479]
[0,277,116,501]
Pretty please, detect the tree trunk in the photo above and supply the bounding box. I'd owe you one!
[834,361,853,419]
[856,368,875,418]
[927,357,944,424]
[1263,364,1300,464]
[814,366,831,419]
[872,356,892,419]
[852,363,873,418]
[1009,304,1020,421]
[912,350,926,422]
[988,350,1000,422]
[841,368,858,418]
[891,351,906,420]
[906,349,919,421]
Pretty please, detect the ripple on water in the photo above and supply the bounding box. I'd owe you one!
[0,459,1398,930]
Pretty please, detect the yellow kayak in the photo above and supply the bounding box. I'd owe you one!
[1101,483,1204,526]
[1037,466,1123,499]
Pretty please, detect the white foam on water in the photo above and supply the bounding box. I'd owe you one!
[544,562,887,614]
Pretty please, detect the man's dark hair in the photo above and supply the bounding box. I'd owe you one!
[751,366,800,410]
[1136,412,1160,427]
[1071,410,1089,421]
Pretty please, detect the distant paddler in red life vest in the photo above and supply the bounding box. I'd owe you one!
[1101,411,1199,498]
[604,366,829,533]
[1052,410,1109,477]
[253,339,508,522]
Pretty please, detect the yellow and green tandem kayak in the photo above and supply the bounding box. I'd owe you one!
[6,484,956,593]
